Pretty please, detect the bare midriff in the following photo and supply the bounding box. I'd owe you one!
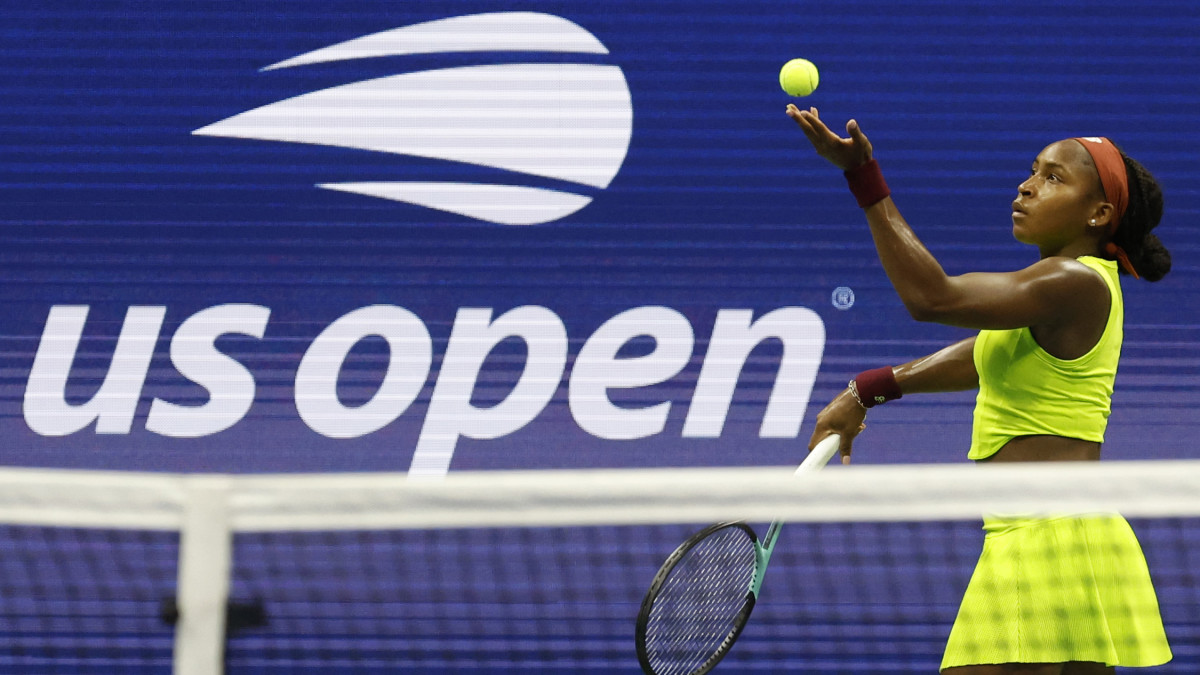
[980,434,1102,463]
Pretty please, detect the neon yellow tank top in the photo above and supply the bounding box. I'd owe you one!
[969,256,1123,461]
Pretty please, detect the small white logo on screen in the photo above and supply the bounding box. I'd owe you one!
[193,12,633,225]
[832,287,855,310]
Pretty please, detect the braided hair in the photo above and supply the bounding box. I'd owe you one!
[1111,147,1171,281]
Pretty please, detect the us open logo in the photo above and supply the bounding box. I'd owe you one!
[193,12,633,225]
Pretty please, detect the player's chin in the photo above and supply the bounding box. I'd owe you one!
[1010,216,1032,244]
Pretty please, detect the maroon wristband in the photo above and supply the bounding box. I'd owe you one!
[844,158,890,209]
[853,366,902,408]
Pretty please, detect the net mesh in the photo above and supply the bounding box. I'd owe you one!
[0,525,178,674]
[0,462,1197,674]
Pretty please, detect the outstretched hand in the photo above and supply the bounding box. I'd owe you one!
[785,104,873,171]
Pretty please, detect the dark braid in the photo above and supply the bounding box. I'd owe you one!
[1111,148,1171,281]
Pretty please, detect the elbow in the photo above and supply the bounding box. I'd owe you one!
[901,279,963,323]
[903,296,950,323]
[905,304,938,323]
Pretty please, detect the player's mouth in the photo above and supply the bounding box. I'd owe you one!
[1011,200,1028,219]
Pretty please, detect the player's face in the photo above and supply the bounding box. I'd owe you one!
[1011,140,1103,252]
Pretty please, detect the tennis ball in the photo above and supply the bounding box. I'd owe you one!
[779,58,819,97]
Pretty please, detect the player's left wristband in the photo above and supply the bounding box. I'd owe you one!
[844,158,890,208]
[849,366,902,408]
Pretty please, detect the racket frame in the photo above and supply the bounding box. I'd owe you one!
[635,434,841,675]
[635,520,760,675]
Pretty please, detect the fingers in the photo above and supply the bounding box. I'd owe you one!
[785,104,818,118]
[840,436,854,465]
[846,119,869,144]
[839,423,865,465]
[791,117,826,150]
[786,105,823,129]
[786,105,817,135]
[809,421,866,466]
[808,414,854,450]
[807,427,825,452]
[797,108,832,136]
[846,119,874,158]
[787,109,872,170]
[786,106,867,150]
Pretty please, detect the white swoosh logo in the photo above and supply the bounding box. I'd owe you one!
[261,11,610,70]
[320,182,592,226]
[193,13,633,225]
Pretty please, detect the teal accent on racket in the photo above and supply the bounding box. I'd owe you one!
[750,433,840,597]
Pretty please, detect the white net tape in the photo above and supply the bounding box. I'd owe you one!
[3,460,1200,532]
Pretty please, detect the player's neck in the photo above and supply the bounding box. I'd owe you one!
[1040,239,1103,261]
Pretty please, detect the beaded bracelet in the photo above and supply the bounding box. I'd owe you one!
[847,379,868,409]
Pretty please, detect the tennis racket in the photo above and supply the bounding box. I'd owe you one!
[634,433,842,675]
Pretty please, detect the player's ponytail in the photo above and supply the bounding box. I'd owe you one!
[1112,150,1171,282]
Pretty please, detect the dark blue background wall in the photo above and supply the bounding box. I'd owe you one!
[2,4,1199,673]
[2,1,1197,474]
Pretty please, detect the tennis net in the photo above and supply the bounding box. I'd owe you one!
[0,460,1197,674]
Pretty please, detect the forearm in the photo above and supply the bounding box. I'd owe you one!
[843,160,955,320]
[815,337,977,461]
[863,197,956,320]
[891,336,979,394]
[846,336,976,411]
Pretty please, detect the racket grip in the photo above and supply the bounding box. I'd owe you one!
[795,434,841,476]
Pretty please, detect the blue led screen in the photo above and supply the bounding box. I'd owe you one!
[1,1,1198,475]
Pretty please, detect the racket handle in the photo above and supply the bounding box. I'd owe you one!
[795,434,841,476]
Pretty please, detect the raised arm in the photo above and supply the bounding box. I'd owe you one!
[808,337,978,463]
[785,105,1107,333]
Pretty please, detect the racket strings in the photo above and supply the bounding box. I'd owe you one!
[643,526,757,674]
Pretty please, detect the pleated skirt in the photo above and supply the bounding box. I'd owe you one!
[941,514,1172,670]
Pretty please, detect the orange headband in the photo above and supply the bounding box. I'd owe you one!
[1073,137,1137,278]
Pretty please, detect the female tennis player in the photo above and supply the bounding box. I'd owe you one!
[787,104,1172,675]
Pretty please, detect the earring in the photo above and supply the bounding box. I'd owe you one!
[1090,219,1097,226]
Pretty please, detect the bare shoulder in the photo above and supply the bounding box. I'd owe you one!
[1025,256,1111,331]
[1023,257,1112,357]
[1010,256,1110,323]
[1024,256,1109,296]
[1028,255,1103,276]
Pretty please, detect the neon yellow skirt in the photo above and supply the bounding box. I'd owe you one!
[941,514,1172,670]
